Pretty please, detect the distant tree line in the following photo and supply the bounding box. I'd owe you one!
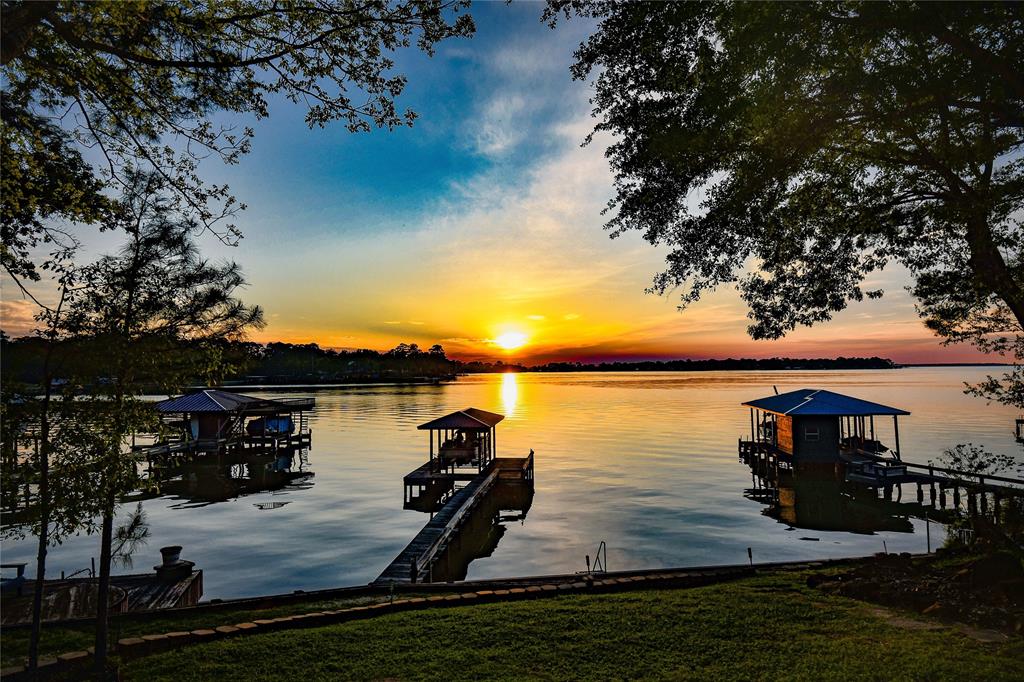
[4,334,901,387]
[224,341,461,383]
[1,336,524,388]
[528,357,897,372]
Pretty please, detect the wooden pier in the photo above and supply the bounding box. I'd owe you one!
[376,454,534,585]
[740,437,1024,519]
[133,431,312,462]
[843,452,1024,517]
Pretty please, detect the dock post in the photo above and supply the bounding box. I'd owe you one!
[410,558,417,584]
[925,512,931,553]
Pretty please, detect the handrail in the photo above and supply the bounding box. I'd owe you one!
[897,460,1024,486]
[415,468,499,580]
[589,540,607,574]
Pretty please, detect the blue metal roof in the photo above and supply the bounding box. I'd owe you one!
[155,389,267,414]
[742,389,910,417]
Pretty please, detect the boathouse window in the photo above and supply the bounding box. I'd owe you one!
[804,427,820,442]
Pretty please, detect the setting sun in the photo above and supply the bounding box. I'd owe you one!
[494,331,528,351]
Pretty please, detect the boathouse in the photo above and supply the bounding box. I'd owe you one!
[741,388,909,463]
[417,407,504,471]
[145,389,313,457]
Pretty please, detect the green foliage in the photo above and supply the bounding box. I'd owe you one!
[1,0,474,282]
[54,172,265,497]
[549,1,1024,403]
[938,443,1023,478]
[1,393,112,543]
[111,503,149,570]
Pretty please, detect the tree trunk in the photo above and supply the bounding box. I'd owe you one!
[93,496,114,679]
[27,389,51,671]
[27,341,57,672]
[965,213,1024,329]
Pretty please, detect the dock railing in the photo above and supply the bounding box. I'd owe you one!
[845,455,1024,497]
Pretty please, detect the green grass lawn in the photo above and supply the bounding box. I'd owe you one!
[0,591,423,668]
[122,572,1024,681]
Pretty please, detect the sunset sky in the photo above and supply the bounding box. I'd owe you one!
[0,3,990,365]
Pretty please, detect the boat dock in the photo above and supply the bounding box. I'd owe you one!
[843,454,1024,510]
[375,406,534,584]
[1,547,202,625]
[738,388,1024,518]
[376,454,534,585]
[133,390,314,463]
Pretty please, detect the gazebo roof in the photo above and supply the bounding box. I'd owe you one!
[155,389,271,414]
[417,407,505,431]
[742,389,910,417]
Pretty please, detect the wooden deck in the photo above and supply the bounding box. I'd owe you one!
[0,571,202,625]
[377,455,534,585]
[739,437,1024,522]
[133,431,312,461]
[403,459,483,485]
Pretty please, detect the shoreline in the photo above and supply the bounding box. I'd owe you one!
[4,551,1019,680]
[0,553,881,632]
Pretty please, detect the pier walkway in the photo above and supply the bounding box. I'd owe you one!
[739,438,1024,519]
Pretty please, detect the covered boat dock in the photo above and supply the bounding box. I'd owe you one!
[418,407,504,472]
[740,388,909,464]
[381,408,534,584]
[135,389,313,461]
[738,388,1024,521]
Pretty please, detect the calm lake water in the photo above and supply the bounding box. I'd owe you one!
[3,368,1021,599]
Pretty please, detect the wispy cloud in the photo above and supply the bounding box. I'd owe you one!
[0,298,38,337]
[472,94,528,157]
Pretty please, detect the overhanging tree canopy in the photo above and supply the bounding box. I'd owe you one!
[548,1,1023,377]
[1,0,474,283]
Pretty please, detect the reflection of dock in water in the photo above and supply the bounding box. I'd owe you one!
[375,408,534,585]
[743,462,918,534]
[151,448,314,507]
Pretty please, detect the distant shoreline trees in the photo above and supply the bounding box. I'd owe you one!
[3,337,910,386]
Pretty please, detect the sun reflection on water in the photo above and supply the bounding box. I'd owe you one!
[501,372,519,416]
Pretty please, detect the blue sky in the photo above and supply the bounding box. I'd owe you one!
[212,2,593,239]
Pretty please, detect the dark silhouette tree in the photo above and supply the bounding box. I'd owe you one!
[53,173,265,675]
[548,1,1023,404]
